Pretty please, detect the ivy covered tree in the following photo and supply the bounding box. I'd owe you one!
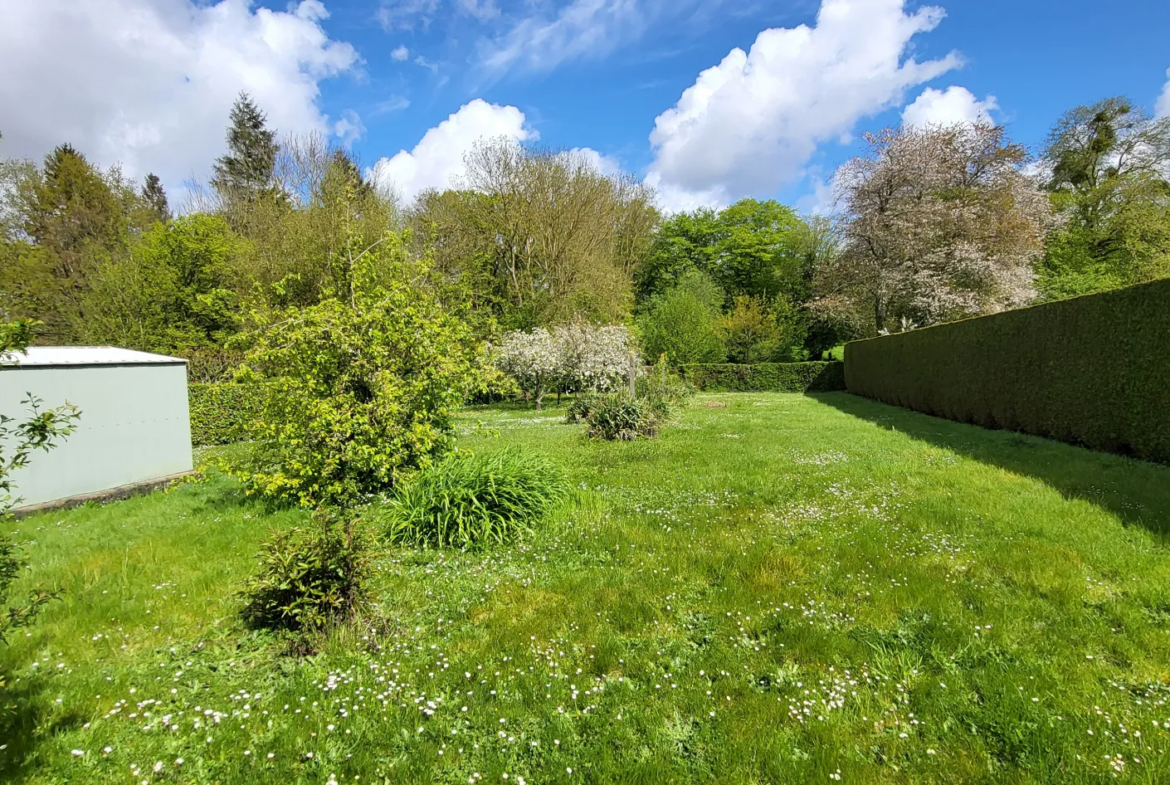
[1039,97,1170,298]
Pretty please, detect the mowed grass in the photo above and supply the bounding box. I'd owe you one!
[4,392,1170,784]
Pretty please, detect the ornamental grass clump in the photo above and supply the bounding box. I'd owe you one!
[380,450,566,549]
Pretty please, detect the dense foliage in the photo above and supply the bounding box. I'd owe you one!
[378,449,566,550]
[188,382,270,447]
[1038,98,1170,299]
[233,236,475,508]
[240,512,377,633]
[680,362,846,393]
[845,278,1170,463]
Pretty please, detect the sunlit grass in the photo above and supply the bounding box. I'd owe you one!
[4,392,1170,783]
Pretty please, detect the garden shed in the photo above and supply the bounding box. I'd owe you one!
[1,347,193,512]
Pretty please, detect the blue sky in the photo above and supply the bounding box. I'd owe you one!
[2,0,1168,212]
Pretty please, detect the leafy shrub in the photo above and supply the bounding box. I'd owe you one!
[637,270,726,364]
[637,358,694,416]
[379,450,566,549]
[240,513,377,632]
[1,319,78,648]
[233,235,475,508]
[188,383,271,446]
[566,392,602,424]
[680,362,845,393]
[845,278,1170,464]
[585,395,660,441]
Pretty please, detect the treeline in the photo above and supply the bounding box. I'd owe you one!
[2,93,1167,374]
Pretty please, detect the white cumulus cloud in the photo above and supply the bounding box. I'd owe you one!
[645,0,962,211]
[391,45,411,61]
[1157,67,1170,119]
[367,99,536,204]
[0,0,360,195]
[902,85,998,127]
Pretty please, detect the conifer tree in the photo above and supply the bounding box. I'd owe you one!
[211,92,278,202]
[141,173,170,224]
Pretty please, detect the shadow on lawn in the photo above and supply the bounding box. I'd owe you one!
[813,392,1170,537]
[0,672,61,781]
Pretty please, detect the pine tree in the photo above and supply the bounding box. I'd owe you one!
[211,93,278,202]
[141,173,170,224]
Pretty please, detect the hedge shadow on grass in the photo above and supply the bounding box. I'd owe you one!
[815,392,1170,537]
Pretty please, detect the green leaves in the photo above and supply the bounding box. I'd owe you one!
[378,449,566,550]
[232,233,476,509]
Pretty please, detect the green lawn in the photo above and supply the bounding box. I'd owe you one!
[4,392,1170,784]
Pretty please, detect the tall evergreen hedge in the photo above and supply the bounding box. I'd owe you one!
[188,383,271,446]
[845,279,1170,464]
[680,362,845,393]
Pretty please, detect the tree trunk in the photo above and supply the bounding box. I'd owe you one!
[874,297,887,334]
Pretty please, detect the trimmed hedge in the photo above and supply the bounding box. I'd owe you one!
[845,278,1170,464]
[679,362,846,393]
[188,383,271,446]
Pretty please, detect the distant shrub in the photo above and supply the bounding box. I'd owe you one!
[188,383,270,446]
[566,392,603,424]
[637,358,694,417]
[379,450,567,549]
[680,362,845,393]
[240,512,377,632]
[585,395,661,441]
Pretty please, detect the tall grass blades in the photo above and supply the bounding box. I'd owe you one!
[380,450,567,549]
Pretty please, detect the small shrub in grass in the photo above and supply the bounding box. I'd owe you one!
[381,450,566,549]
[566,393,602,424]
[240,512,377,633]
[585,395,660,441]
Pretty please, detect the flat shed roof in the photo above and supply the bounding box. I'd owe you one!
[0,346,187,368]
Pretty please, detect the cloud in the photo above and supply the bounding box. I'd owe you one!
[902,85,997,127]
[0,0,360,196]
[645,0,962,211]
[391,45,411,61]
[367,99,536,204]
[476,0,713,78]
[457,0,500,22]
[1158,67,1170,119]
[377,0,439,31]
[333,110,366,147]
[568,148,623,178]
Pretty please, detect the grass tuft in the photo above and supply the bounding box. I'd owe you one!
[377,449,567,549]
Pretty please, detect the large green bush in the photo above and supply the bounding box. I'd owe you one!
[188,383,270,446]
[680,362,845,393]
[378,450,566,549]
[844,278,1170,464]
[232,236,475,508]
[585,395,661,441]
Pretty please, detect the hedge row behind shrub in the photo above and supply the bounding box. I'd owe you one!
[679,362,846,393]
[845,278,1170,464]
[188,383,271,446]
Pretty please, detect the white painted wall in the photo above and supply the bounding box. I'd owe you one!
[0,364,193,508]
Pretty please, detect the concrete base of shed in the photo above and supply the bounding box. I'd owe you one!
[10,471,196,519]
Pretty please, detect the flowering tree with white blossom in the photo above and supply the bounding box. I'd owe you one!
[553,318,636,394]
[495,328,563,410]
[496,320,638,409]
[820,123,1053,333]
